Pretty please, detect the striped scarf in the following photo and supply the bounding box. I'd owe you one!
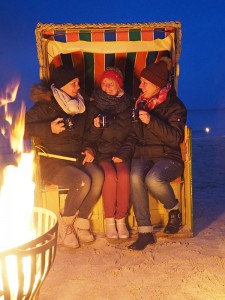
[136,83,171,112]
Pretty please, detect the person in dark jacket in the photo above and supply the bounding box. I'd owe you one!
[114,57,187,250]
[25,65,104,249]
[86,67,132,240]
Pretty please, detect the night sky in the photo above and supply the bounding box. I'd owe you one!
[0,0,225,111]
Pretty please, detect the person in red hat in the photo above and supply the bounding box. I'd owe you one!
[25,65,104,249]
[114,57,187,250]
[85,67,133,240]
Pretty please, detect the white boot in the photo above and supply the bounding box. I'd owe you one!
[116,218,129,239]
[58,213,79,248]
[105,218,118,239]
[75,217,95,243]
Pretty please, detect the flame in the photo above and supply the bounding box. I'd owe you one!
[0,79,19,108]
[0,79,36,250]
[10,102,26,153]
[0,152,35,251]
[0,80,36,298]
[0,79,20,139]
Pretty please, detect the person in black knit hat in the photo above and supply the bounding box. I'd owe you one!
[25,64,104,249]
[114,57,187,250]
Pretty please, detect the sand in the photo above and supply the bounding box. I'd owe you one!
[39,136,225,300]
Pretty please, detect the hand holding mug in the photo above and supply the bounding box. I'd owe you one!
[61,117,75,130]
[94,116,100,127]
[51,118,66,134]
[139,110,150,124]
[99,114,109,128]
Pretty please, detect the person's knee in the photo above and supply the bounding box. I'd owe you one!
[75,173,91,192]
[94,168,104,185]
[85,164,104,186]
[130,171,143,186]
[145,171,160,189]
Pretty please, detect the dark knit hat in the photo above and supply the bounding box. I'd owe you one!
[51,65,79,89]
[140,57,172,88]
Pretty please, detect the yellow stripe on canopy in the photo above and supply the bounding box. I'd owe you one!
[46,33,174,65]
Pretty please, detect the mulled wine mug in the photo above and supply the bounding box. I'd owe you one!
[59,117,75,130]
[131,107,139,122]
[99,114,109,128]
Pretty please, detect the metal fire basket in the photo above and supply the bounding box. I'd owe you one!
[0,207,58,300]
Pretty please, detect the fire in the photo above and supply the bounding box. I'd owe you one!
[0,152,35,251]
[0,79,19,109]
[0,80,36,297]
[0,80,19,137]
[0,79,35,251]
[10,102,26,153]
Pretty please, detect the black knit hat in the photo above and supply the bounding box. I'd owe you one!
[140,57,172,88]
[51,65,79,89]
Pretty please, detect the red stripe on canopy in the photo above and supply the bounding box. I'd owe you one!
[134,52,148,77]
[141,29,154,41]
[116,29,129,41]
[94,54,105,88]
[66,30,79,42]
[51,55,63,67]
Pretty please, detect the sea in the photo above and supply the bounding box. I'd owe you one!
[187,108,225,138]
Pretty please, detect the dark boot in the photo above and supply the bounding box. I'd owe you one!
[128,232,156,250]
[164,209,181,234]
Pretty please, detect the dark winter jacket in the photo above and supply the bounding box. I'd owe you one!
[25,83,88,182]
[117,88,187,163]
[85,93,133,162]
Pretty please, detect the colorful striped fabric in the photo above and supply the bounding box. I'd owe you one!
[43,27,174,42]
[46,28,175,97]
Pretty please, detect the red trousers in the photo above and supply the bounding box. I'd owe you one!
[99,161,130,219]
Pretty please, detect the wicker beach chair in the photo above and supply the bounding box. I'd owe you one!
[33,21,193,237]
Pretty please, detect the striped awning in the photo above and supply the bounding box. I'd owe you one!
[36,23,181,97]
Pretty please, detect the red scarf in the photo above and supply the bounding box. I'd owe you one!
[135,83,171,112]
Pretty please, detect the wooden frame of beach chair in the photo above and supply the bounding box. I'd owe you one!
[33,21,193,237]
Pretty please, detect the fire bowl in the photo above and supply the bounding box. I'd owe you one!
[0,207,58,300]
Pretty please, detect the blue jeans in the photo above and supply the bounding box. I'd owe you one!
[130,158,184,230]
[51,162,104,218]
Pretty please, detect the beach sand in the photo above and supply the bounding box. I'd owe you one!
[39,136,225,300]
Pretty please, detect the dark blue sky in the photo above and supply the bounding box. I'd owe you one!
[0,0,225,111]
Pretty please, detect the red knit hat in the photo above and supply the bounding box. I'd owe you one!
[140,57,172,88]
[101,67,123,88]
